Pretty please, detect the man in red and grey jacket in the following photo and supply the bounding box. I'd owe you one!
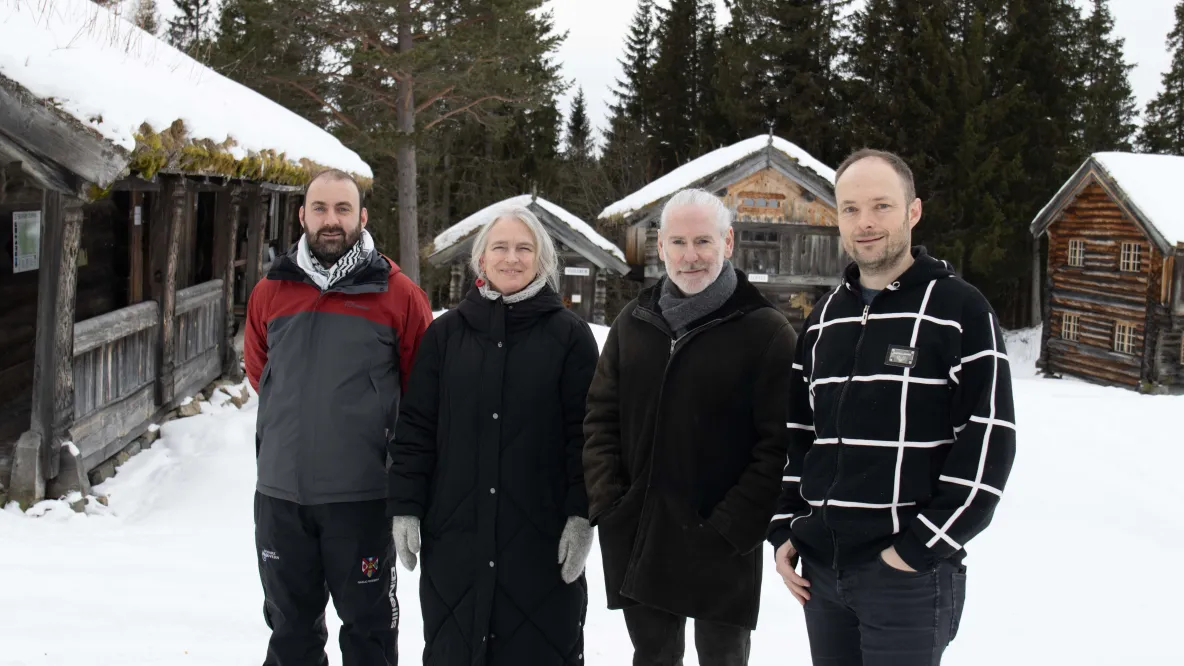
[245,168,432,666]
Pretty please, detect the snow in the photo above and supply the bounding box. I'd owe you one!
[0,0,372,180]
[598,135,837,221]
[1092,152,1184,246]
[432,195,626,264]
[61,440,80,458]
[3,328,1184,665]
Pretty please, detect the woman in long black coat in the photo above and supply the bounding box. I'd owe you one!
[388,205,599,666]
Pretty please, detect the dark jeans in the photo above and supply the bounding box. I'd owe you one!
[254,492,398,666]
[623,604,751,666]
[800,554,966,666]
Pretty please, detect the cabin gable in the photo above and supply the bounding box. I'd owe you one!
[1043,180,1164,388]
[723,167,838,228]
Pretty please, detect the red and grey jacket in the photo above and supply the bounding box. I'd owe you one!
[245,244,432,505]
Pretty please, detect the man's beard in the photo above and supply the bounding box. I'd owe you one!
[850,215,910,275]
[307,225,362,266]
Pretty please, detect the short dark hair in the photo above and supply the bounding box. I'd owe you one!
[304,168,364,208]
[835,148,916,202]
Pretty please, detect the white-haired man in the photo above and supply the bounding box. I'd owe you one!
[583,188,797,665]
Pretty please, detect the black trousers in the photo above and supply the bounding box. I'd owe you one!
[622,604,751,666]
[800,554,966,666]
[254,492,398,666]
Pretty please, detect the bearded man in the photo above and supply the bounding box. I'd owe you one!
[583,188,797,666]
[767,149,1016,666]
[244,168,433,666]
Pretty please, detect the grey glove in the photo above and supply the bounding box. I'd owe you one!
[391,516,420,571]
[557,516,593,584]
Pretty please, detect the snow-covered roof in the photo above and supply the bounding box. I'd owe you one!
[432,195,626,264]
[598,135,836,220]
[1032,152,1184,250]
[0,0,371,181]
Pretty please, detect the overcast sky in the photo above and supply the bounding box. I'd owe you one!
[549,0,1180,143]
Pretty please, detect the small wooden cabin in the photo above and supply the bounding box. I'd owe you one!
[0,0,372,508]
[427,195,631,324]
[1030,152,1184,392]
[597,134,848,327]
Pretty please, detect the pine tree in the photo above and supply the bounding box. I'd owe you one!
[564,88,595,163]
[693,0,727,152]
[764,0,850,165]
[1141,0,1184,153]
[167,0,212,52]
[133,0,160,35]
[647,0,701,171]
[714,0,774,142]
[1078,0,1137,152]
[601,0,659,200]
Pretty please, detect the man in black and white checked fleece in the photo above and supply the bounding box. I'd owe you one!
[767,148,1016,666]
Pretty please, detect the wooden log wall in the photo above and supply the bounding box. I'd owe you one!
[1044,182,1162,388]
[72,302,158,419]
[76,198,124,322]
[1152,311,1183,389]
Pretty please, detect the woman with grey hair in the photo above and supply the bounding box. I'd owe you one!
[388,206,599,666]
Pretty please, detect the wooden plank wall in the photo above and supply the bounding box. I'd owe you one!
[1044,182,1161,388]
[0,164,45,484]
[174,280,223,364]
[1153,312,1183,388]
[71,302,158,420]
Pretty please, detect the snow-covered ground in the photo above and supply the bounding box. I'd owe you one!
[2,325,1181,665]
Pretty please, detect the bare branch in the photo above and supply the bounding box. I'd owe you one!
[414,85,455,114]
[263,75,358,130]
[421,95,516,131]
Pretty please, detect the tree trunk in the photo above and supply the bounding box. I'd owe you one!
[396,0,419,284]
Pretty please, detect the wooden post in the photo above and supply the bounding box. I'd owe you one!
[213,187,244,380]
[1031,234,1041,328]
[244,187,266,295]
[449,262,464,307]
[11,191,82,507]
[593,268,608,326]
[280,193,297,252]
[129,190,146,303]
[150,176,186,407]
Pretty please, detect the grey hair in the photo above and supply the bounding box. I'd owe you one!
[468,205,561,292]
[659,188,733,235]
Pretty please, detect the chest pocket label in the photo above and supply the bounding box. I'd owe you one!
[884,345,918,369]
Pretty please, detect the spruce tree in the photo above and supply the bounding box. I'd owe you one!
[1079,0,1138,152]
[764,0,849,166]
[714,0,774,143]
[649,0,701,171]
[133,0,159,35]
[601,0,658,200]
[167,0,212,52]
[564,88,595,163]
[1141,0,1184,153]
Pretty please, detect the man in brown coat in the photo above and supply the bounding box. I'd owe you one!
[583,188,796,666]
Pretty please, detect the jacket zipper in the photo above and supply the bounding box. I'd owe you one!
[821,303,870,571]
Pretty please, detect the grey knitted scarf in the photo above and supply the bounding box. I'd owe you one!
[479,272,548,304]
[658,260,738,336]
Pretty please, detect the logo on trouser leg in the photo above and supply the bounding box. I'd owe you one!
[361,556,379,577]
[389,566,399,629]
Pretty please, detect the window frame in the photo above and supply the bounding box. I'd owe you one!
[1061,312,1080,341]
[1113,321,1137,355]
[1119,242,1141,273]
[1067,239,1085,267]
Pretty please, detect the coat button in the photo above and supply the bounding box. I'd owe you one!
[490,487,496,494]
[489,561,495,567]
[492,413,499,419]
[498,342,503,348]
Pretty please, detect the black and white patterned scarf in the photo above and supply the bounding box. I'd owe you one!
[297,228,374,290]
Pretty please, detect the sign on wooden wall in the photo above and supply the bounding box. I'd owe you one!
[12,209,41,273]
[565,266,591,277]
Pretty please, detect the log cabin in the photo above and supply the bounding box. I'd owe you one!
[0,0,371,508]
[1030,152,1184,393]
[597,134,848,327]
[427,195,631,324]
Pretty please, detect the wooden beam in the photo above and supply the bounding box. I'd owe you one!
[280,193,296,251]
[244,188,266,296]
[0,81,127,189]
[129,190,146,303]
[73,301,157,356]
[28,192,83,480]
[150,176,187,407]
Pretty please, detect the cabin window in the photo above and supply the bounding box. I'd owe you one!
[737,192,785,211]
[1061,313,1079,341]
[738,228,782,275]
[1067,239,1085,267]
[1120,242,1141,272]
[1114,321,1137,355]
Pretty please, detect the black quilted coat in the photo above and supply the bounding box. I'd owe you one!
[388,284,599,666]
